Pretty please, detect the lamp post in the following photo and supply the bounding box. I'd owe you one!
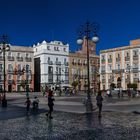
[0,35,10,107]
[77,21,99,112]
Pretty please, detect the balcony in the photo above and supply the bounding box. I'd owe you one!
[7,56,14,61]
[48,61,53,65]
[112,69,124,73]
[133,78,139,83]
[78,62,82,65]
[72,61,77,65]
[0,56,3,61]
[132,68,139,73]
[125,78,130,83]
[125,56,130,61]
[0,80,4,83]
[116,57,121,62]
[65,72,69,75]
[8,80,14,84]
[0,69,3,73]
[101,70,105,73]
[7,70,14,74]
[108,59,112,63]
[25,57,32,62]
[17,80,22,83]
[17,57,23,61]
[48,78,53,84]
[55,61,61,65]
[133,55,138,60]
[64,62,69,66]
[83,62,87,66]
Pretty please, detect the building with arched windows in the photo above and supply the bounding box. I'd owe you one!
[100,39,140,91]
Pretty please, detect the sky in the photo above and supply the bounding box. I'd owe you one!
[0,0,140,54]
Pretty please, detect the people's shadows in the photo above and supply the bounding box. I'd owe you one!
[47,119,53,136]
[98,116,102,126]
[86,113,93,129]
[85,112,103,129]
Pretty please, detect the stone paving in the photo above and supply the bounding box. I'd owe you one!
[0,92,140,140]
[0,111,140,140]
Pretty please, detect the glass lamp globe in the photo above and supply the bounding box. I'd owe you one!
[92,36,99,43]
[77,39,83,45]
[5,45,10,51]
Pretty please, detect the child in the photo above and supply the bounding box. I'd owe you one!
[25,97,31,114]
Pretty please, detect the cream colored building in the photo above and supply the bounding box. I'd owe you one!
[100,39,140,90]
[0,45,34,92]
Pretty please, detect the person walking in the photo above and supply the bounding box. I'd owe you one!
[25,97,31,115]
[96,92,103,117]
[46,89,55,119]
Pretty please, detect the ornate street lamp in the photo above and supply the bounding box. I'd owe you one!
[77,21,99,112]
[0,35,10,107]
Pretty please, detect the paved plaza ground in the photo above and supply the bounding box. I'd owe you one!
[0,92,140,140]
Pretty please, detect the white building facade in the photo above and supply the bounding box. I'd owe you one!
[33,40,69,89]
[100,39,140,91]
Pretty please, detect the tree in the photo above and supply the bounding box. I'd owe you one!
[110,83,116,89]
[72,81,78,89]
[127,83,137,90]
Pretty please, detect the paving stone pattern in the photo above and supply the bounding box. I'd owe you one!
[0,111,140,140]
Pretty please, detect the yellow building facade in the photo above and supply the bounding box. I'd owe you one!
[100,39,140,90]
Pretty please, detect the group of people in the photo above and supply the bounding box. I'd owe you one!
[25,85,104,118]
[25,87,55,119]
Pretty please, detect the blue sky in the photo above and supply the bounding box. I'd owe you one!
[0,0,140,54]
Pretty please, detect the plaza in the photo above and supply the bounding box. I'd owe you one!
[0,92,140,140]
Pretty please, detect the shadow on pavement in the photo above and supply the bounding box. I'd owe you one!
[0,105,47,120]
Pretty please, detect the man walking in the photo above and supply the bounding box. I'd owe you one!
[96,92,103,117]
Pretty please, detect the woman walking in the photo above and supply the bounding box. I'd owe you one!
[46,89,55,119]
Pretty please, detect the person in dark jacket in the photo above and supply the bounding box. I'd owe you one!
[96,92,103,117]
[25,97,31,114]
[46,89,55,119]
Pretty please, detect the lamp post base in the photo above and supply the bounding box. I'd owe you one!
[85,97,93,113]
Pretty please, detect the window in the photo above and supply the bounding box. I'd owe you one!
[0,64,2,72]
[118,64,120,69]
[126,52,129,57]
[63,48,66,52]
[133,63,138,69]
[26,53,29,58]
[26,64,30,72]
[8,52,12,56]
[8,64,13,71]
[56,58,58,61]
[48,57,50,61]
[118,54,120,58]
[133,50,138,56]
[47,46,50,50]
[17,64,21,71]
[101,55,105,59]
[8,75,12,80]
[108,65,112,71]
[0,75,2,80]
